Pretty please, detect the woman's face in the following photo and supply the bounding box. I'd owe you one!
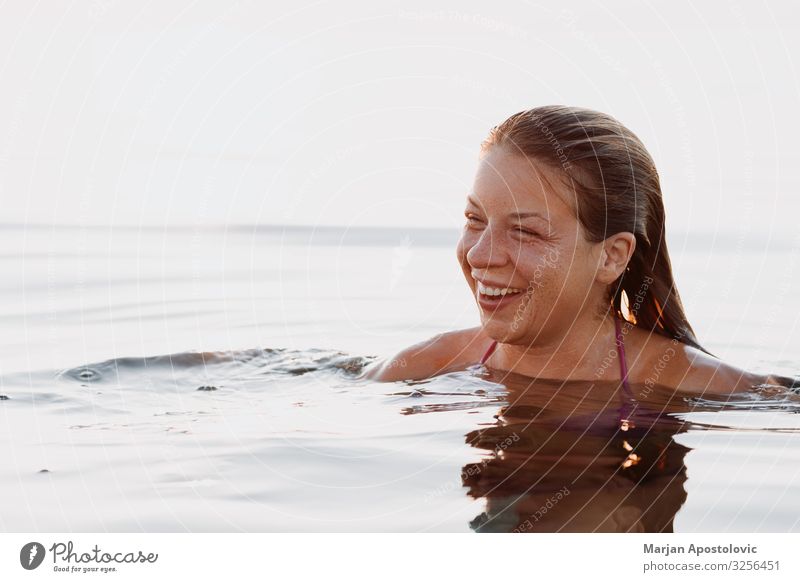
[456,146,605,345]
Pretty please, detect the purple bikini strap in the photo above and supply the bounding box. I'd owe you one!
[479,340,498,365]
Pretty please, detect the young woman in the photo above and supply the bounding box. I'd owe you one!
[362,105,789,395]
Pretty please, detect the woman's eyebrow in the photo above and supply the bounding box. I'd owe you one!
[466,196,550,222]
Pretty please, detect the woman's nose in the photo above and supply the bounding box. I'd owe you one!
[466,227,507,268]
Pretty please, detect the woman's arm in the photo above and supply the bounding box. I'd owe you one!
[358,327,487,383]
[760,372,800,391]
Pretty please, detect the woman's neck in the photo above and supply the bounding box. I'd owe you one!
[492,309,621,381]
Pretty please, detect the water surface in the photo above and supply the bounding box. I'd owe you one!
[1,224,799,532]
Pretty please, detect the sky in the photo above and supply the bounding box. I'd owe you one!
[1,0,799,234]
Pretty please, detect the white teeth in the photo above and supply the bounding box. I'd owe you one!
[477,282,522,297]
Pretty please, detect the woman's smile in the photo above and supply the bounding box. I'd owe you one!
[475,280,526,312]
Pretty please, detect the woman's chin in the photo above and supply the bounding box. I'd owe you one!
[480,318,525,342]
[475,293,534,338]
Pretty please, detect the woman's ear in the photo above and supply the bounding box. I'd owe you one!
[595,232,636,284]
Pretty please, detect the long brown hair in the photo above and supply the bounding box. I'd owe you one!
[482,105,710,354]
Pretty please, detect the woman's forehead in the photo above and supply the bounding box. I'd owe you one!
[471,149,578,219]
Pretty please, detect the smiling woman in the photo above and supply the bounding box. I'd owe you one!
[361,105,792,395]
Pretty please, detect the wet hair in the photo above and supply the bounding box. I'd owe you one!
[482,105,709,354]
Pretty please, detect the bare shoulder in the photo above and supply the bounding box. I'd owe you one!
[630,329,762,395]
[358,326,492,383]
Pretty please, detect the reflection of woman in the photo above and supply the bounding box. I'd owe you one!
[460,372,693,532]
[363,105,789,394]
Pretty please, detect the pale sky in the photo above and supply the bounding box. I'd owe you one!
[1,0,798,234]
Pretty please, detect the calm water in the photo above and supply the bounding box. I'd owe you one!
[1,224,800,532]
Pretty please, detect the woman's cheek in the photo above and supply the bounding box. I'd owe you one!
[553,261,590,311]
[521,245,562,290]
[528,250,569,310]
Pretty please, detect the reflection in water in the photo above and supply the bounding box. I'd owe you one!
[6,342,800,531]
[462,368,695,532]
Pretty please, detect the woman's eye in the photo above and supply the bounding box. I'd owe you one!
[515,227,539,237]
[464,214,483,226]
